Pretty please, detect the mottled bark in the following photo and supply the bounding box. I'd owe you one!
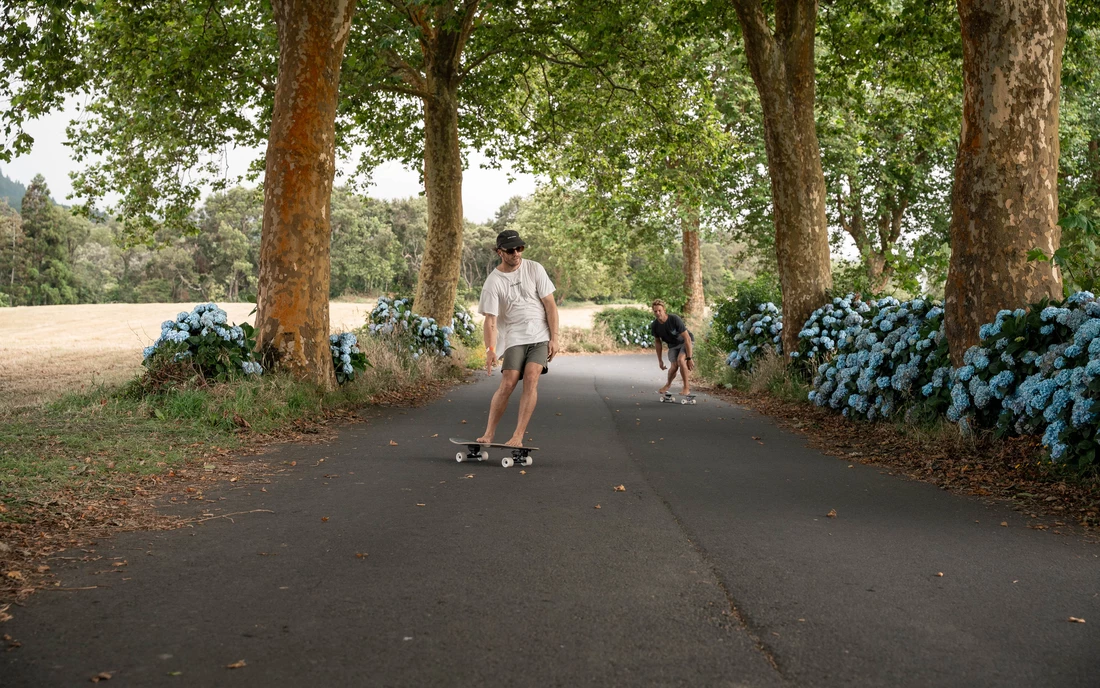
[415,72,464,324]
[945,0,1065,364]
[681,208,704,324]
[256,0,356,387]
[732,0,833,353]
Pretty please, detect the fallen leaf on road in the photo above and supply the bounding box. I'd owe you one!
[431,433,438,437]
[461,420,467,424]
[594,504,601,509]
[226,660,246,669]
[464,474,475,479]
[519,470,526,475]
[389,440,398,446]
[614,485,626,492]
[1069,617,1086,623]
[752,436,761,440]
[1000,521,1008,527]
[290,461,297,467]
[355,553,367,559]
[416,503,426,507]
[935,572,944,577]
[321,517,329,522]
[826,509,837,518]
[112,561,127,567]
[90,671,113,682]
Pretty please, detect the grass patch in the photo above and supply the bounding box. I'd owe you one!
[0,333,467,521]
[559,323,618,353]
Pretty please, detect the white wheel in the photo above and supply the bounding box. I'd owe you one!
[455,452,465,462]
[681,398,688,405]
[501,457,514,468]
[691,399,697,405]
[479,450,488,462]
[524,456,533,466]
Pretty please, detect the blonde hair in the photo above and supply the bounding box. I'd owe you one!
[651,299,667,309]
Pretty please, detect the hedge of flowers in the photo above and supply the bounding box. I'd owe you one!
[941,292,1100,468]
[725,302,783,369]
[594,307,655,348]
[452,303,479,347]
[330,332,369,384]
[143,303,263,379]
[807,296,949,422]
[368,296,454,358]
[793,294,873,363]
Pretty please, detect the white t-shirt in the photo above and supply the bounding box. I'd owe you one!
[478,259,555,352]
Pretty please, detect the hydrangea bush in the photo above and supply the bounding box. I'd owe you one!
[143,303,262,379]
[793,294,874,364]
[330,332,369,384]
[368,296,454,357]
[944,292,1100,469]
[452,302,479,347]
[724,302,783,370]
[594,307,655,348]
[807,297,948,421]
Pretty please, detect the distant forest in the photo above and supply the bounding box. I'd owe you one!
[0,169,27,211]
[0,173,749,309]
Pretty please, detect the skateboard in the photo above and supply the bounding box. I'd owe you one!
[658,392,697,405]
[449,438,538,468]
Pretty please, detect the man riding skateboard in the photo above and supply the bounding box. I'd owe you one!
[476,229,559,448]
[650,299,694,397]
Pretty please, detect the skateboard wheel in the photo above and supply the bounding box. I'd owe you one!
[691,399,696,405]
[501,457,514,468]
[524,456,533,466]
[455,452,465,462]
[479,450,488,462]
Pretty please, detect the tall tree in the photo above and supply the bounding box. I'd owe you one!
[255,0,356,384]
[944,0,1067,362]
[730,0,832,353]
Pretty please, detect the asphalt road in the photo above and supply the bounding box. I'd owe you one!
[3,354,1098,687]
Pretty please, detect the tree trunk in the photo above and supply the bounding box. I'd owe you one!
[681,208,704,324]
[732,0,833,354]
[415,73,464,325]
[256,0,356,387]
[945,0,1065,364]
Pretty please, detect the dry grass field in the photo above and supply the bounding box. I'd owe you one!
[0,301,634,408]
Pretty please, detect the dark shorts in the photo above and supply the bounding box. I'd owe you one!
[501,341,549,380]
[667,344,688,364]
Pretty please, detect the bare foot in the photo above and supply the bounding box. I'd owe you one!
[476,434,493,444]
[658,385,671,395]
[503,435,524,447]
[681,387,691,396]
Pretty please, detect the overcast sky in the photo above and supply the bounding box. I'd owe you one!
[2,107,540,224]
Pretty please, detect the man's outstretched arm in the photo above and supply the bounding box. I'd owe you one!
[540,294,559,361]
[483,314,498,375]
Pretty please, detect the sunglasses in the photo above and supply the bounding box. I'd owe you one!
[499,246,525,255]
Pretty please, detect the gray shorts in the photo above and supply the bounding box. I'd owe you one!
[501,341,549,379]
[667,344,688,364]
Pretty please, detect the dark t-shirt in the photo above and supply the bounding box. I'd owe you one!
[650,314,693,347]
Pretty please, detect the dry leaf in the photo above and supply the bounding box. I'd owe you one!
[519,470,526,475]
[389,440,398,446]
[321,517,329,522]
[90,671,113,682]
[430,433,438,437]
[36,565,50,573]
[226,660,247,669]
[935,572,944,577]
[460,420,467,424]
[416,503,426,507]
[826,509,837,518]
[555,412,562,416]
[5,571,23,581]
[1068,617,1086,623]
[355,553,367,559]
[594,504,601,509]
[1000,521,1008,527]
[112,561,127,567]
[613,485,626,492]
[463,474,475,479]
[290,461,297,467]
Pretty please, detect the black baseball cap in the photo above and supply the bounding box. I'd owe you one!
[496,229,526,250]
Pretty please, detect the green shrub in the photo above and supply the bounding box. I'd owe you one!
[594,307,654,348]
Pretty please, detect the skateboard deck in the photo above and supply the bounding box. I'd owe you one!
[449,438,538,468]
[658,392,697,405]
